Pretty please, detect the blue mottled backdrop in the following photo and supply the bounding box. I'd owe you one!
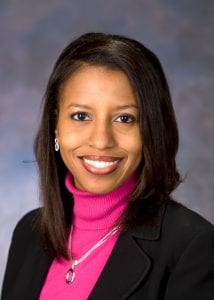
[0,0,214,287]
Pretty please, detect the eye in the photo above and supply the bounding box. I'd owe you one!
[115,115,135,123]
[71,112,90,121]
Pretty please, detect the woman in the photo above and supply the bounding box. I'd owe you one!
[1,33,214,300]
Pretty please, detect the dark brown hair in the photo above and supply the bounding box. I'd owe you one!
[34,32,181,258]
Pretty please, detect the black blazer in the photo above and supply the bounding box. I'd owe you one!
[1,201,214,300]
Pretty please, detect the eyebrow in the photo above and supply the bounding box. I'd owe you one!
[66,104,139,110]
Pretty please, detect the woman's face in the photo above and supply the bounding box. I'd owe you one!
[56,66,142,194]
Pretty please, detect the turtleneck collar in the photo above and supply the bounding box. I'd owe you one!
[65,173,139,230]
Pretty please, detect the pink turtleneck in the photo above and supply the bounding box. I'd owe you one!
[39,173,138,300]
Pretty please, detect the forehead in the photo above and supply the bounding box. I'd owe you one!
[59,65,138,107]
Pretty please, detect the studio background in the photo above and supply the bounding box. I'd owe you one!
[0,0,213,288]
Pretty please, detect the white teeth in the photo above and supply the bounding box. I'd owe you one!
[83,158,119,169]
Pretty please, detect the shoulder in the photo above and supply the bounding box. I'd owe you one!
[132,200,214,259]
[158,201,214,262]
[163,201,214,238]
[159,202,214,298]
[11,208,41,246]
[131,201,214,294]
[15,208,41,226]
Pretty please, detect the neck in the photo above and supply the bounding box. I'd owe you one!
[65,173,139,230]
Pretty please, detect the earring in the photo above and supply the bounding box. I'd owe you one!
[55,138,59,151]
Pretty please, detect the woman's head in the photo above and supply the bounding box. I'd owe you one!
[36,32,179,195]
[34,33,181,256]
[55,65,142,194]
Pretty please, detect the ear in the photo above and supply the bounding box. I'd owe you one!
[54,109,59,137]
[55,129,59,139]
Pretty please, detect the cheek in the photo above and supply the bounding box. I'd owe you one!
[58,135,82,168]
[57,126,81,149]
[131,136,143,166]
[129,131,142,156]
[58,132,80,168]
[122,134,142,165]
[133,144,142,164]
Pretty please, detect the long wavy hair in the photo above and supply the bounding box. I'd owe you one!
[34,32,181,258]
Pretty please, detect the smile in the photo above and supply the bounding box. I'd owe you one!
[83,158,119,168]
[80,156,122,175]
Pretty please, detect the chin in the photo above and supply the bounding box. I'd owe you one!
[76,181,119,195]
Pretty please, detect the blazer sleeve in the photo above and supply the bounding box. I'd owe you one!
[165,226,214,300]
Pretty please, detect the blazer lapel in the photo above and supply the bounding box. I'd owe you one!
[89,203,166,300]
[89,231,151,300]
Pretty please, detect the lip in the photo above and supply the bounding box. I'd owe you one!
[80,155,122,162]
[79,155,122,175]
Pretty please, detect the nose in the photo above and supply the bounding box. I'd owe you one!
[88,120,116,150]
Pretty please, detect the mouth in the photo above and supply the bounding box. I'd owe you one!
[79,155,122,175]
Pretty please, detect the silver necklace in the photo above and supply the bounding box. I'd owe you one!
[65,225,120,284]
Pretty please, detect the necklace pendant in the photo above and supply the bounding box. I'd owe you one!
[65,268,75,284]
[65,225,120,284]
